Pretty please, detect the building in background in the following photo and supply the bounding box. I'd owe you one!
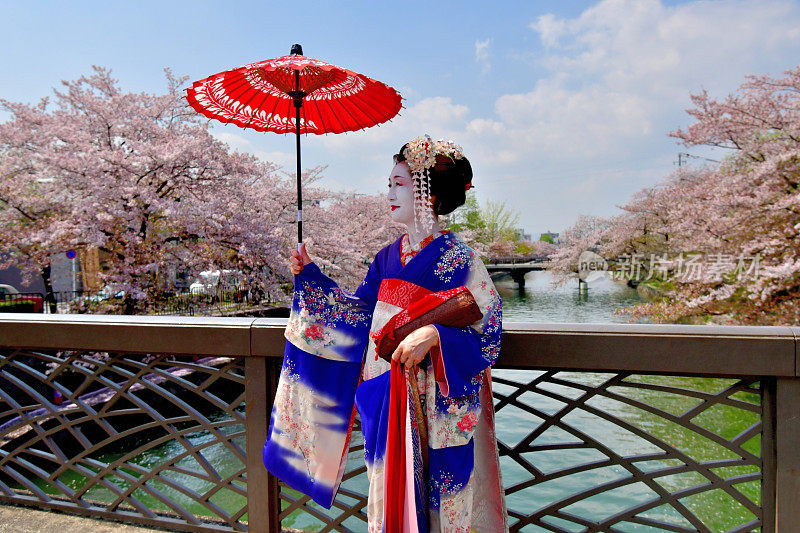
[540,231,561,244]
[513,228,532,241]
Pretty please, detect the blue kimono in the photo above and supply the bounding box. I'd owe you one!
[263,232,508,532]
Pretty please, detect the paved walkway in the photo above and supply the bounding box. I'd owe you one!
[0,505,306,532]
[0,505,165,532]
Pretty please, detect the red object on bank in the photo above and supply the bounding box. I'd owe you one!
[186,44,402,245]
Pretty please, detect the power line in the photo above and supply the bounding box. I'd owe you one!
[676,152,720,166]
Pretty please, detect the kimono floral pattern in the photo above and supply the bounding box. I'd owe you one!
[430,470,475,532]
[479,293,502,363]
[285,279,373,362]
[432,235,503,365]
[267,351,359,498]
[285,307,336,352]
[366,460,386,533]
[295,280,372,328]
[434,237,476,284]
[427,367,482,449]
[270,362,319,477]
[464,253,503,366]
[421,234,503,450]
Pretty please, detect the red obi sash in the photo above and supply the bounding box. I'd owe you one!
[384,359,409,532]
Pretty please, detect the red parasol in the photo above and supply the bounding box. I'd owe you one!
[187,44,403,245]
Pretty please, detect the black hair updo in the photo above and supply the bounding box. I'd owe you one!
[393,143,473,216]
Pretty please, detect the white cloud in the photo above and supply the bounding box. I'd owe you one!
[253,150,294,168]
[210,129,293,167]
[530,0,800,100]
[475,38,491,74]
[211,130,250,148]
[208,0,800,234]
[493,79,653,158]
[529,13,566,48]
[482,0,800,167]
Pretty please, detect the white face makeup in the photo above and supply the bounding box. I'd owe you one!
[387,161,415,226]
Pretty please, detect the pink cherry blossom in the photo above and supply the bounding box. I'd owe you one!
[0,67,404,313]
[550,66,800,325]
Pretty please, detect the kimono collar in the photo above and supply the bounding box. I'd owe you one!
[400,230,449,266]
[391,231,457,282]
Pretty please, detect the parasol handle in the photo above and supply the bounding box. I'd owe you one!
[293,68,304,247]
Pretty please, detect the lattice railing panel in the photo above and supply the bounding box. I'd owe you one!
[492,370,762,532]
[0,348,248,531]
[0,347,766,532]
[275,369,763,532]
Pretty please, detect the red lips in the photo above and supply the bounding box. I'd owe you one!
[391,206,399,211]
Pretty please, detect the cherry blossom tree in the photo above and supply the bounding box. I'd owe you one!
[306,190,404,288]
[0,67,295,312]
[549,214,614,283]
[551,66,800,325]
[0,67,395,313]
[525,239,559,260]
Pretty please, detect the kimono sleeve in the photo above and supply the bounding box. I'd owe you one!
[283,262,375,362]
[429,252,502,399]
[263,261,376,509]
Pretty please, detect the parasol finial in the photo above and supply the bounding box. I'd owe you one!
[290,44,303,55]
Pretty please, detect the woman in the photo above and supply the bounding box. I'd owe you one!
[264,136,508,532]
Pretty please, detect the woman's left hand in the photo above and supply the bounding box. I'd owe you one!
[391,325,440,366]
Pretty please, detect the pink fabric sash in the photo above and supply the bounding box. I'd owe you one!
[384,359,407,532]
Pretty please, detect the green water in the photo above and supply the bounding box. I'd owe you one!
[21,272,761,531]
[492,272,761,531]
[35,409,249,522]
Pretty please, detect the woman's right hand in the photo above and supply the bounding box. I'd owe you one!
[289,243,312,275]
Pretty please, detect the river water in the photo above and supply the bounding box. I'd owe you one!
[46,272,759,531]
[493,271,646,324]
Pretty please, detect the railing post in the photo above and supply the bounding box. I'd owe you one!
[761,378,776,532]
[771,377,800,531]
[245,356,281,532]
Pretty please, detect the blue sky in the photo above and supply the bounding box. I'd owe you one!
[3,0,800,236]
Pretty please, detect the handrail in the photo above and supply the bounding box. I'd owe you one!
[0,313,797,377]
[0,313,798,532]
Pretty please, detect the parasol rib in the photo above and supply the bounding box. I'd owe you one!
[211,76,258,126]
[221,75,268,127]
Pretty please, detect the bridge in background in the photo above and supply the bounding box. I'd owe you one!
[486,256,553,291]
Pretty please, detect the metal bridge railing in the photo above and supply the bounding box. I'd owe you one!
[0,315,797,532]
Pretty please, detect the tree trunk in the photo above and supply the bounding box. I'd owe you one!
[40,263,56,313]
